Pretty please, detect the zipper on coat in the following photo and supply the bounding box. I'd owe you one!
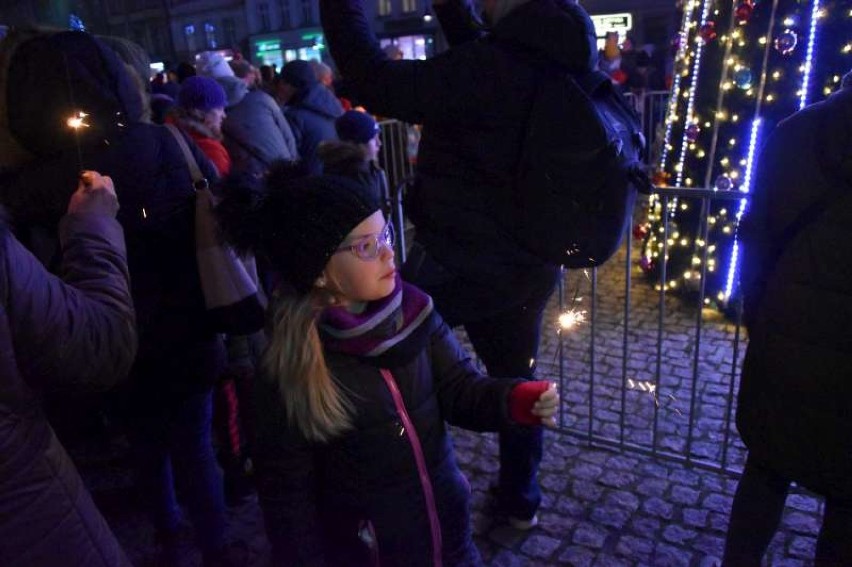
[379,368,443,567]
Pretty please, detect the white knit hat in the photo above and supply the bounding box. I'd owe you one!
[195,51,235,79]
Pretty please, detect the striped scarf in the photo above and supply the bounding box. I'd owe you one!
[319,275,435,361]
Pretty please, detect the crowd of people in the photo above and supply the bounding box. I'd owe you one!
[0,0,850,566]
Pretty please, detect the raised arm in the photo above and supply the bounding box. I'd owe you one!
[320,0,490,125]
[5,172,136,390]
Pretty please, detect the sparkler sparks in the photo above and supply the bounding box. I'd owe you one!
[558,309,587,331]
[66,111,89,130]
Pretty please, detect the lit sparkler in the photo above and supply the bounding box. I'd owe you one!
[558,309,587,331]
[66,110,89,172]
[66,111,89,130]
[626,378,682,416]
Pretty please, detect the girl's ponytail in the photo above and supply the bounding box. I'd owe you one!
[263,289,353,442]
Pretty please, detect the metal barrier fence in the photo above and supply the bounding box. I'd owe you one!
[549,187,747,476]
[624,90,670,164]
[376,101,753,476]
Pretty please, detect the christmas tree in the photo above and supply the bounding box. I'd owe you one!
[637,0,852,309]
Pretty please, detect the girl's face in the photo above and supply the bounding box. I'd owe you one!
[322,210,396,306]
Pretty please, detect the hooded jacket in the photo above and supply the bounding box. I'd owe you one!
[213,74,299,176]
[320,0,596,315]
[736,84,852,498]
[284,82,345,175]
[0,210,136,567]
[0,30,225,396]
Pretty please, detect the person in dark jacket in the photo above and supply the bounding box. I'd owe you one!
[196,50,298,176]
[0,171,136,567]
[319,0,597,528]
[318,109,390,212]
[723,73,852,565]
[0,30,232,567]
[274,59,345,174]
[216,170,559,567]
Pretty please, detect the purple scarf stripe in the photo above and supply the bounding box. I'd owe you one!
[320,275,434,358]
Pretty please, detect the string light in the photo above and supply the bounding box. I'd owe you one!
[799,0,822,109]
[723,118,762,301]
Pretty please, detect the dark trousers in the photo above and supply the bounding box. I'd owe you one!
[403,242,559,520]
[128,390,227,558]
[723,455,852,566]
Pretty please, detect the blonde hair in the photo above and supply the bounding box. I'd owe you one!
[263,288,353,442]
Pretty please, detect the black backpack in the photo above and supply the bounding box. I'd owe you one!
[509,67,652,268]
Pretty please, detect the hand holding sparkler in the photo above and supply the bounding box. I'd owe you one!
[510,381,560,428]
[68,171,119,218]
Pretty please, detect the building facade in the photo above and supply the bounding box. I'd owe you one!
[2,0,676,76]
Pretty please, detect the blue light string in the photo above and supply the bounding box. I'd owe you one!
[724,117,762,301]
[799,0,821,109]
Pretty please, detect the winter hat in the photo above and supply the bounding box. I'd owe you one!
[196,51,235,78]
[335,111,379,144]
[259,174,380,293]
[178,76,227,111]
[280,59,317,90]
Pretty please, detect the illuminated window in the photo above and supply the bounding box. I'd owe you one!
[378,0,392,17]
[204,23,217,49]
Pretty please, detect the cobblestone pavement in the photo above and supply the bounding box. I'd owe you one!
[68,243,825,566]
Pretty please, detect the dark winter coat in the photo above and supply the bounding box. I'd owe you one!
[216,75,299,176]
[737,85,852,498]
[254,312,520,567]
[284,83,344,175]
[0,212,136,567]
[320,0,596,317]
[0,30,225,398]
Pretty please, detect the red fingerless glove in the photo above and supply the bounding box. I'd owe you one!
[509,381,551,426]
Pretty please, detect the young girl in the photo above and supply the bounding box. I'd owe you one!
[220,170,558,567]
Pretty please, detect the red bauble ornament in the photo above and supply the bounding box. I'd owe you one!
[652,170,670,186]
[633,224,650,240]
[699,22,717,42]
[735,1,754,24]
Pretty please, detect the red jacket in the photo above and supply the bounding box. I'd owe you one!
[166,115,232,177]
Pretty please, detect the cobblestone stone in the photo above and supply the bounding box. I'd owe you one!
[557,545,596,567]
[662,524,698,545]
[783,511,820,535]
[519,534,562,559]
[642,496,674,520]
[670,485,700,506]
[630,516,662,539]
[572,522,609,549]
[635,478,668,497]
[702,493,734,513]
[683,507,710,528]
[597,470,637,489]
[654,543,693,567]
[590,504,632,530]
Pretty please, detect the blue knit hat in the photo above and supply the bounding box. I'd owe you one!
[178,76,227,111]
[335,111,380,144]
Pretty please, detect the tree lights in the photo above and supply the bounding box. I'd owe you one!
[638,0,851,310]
